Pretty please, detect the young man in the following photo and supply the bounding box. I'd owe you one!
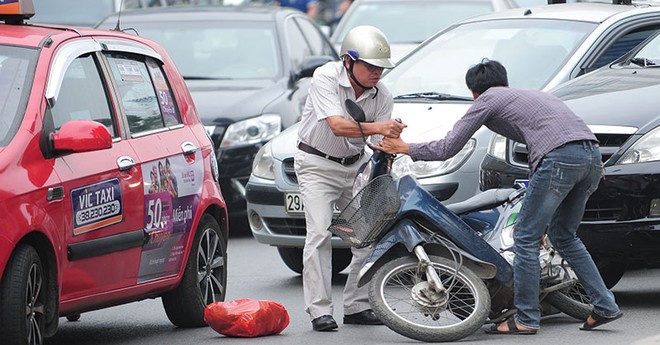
[295,25,406,331]
[376,59,622,334]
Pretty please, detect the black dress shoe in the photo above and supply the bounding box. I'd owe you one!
[343,309,383,325]
[312,315,338,331]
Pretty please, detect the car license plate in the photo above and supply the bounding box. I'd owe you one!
[285,193,305,214]
[285,193,339,214]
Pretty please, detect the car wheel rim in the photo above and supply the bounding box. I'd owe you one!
[197,228,225,305]
[26,262,44,345]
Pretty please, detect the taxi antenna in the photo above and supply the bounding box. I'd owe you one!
[114,0,125,31]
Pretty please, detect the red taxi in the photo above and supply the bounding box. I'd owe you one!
[0,1,229,344]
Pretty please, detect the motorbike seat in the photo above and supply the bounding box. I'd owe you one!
[446,188,517,215]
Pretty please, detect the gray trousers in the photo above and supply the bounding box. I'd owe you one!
[294,150,371,320]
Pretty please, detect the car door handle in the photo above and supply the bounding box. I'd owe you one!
[181,141,197,155]
[117,156,136,171]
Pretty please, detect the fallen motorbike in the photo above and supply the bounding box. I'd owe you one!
[328,100,591,342]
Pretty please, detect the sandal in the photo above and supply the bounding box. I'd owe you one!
[580,311,623,331]
[485,317,537,335]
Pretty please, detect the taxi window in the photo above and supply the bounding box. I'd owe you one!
[50,54,116,136]
[106,53,181,134]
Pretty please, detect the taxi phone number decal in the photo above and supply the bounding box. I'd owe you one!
[71,178,123,235]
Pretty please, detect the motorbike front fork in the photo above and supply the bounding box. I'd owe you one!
[413,245,447,296]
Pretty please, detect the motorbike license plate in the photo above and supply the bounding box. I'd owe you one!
[284,193,339,214]
[514,179,529,188]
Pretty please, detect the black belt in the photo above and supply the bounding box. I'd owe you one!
[559,140,599,149]
[298,142,363,166]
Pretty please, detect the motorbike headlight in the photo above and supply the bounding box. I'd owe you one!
[220,114,281,149]
[487,133,507,160]
[251,141,275,180]
[391,139,475,179]
[616,126,660,164]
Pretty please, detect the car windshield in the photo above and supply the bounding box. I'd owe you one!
[30,0,116,27]
[332,0,498,45]
[127,21,281,80]
[382,18,595,97]
[0,46,37,146]
[631,32,660,66]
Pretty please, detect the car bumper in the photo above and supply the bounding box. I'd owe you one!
[483,155,660,264]
[217,144,261,213]
[245,176,351,248]
[578,162,660,262]
[480,153,528,190]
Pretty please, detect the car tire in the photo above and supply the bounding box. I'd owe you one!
[595,259,627,289]
[277,247,352,275]
[0,244,46,345]
[162,214,227,327]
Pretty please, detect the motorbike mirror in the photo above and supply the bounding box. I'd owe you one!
[345,99,366,122]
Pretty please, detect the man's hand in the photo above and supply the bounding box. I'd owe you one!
[381,119,407,138]
[373,137,409,155]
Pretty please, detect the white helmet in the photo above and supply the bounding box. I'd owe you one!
[340,25,395,69]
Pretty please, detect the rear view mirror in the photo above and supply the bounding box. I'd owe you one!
[297,55,334,79]
[51,120,112,153]
[345,99,366,122]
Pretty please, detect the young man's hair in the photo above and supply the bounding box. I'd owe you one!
[465,58,508,95]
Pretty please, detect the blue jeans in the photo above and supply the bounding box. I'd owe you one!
[513,140,621,329]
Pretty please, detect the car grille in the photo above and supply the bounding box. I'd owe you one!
[508,132,634,222]
[583,198,623,221]
[508,132,632,167]
[263,217,307,235]
[283,158,298,184]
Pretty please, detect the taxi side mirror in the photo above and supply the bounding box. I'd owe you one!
[51,120,112,153]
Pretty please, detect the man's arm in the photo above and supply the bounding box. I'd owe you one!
[325,115,406,138]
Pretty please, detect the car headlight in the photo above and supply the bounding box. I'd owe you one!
[487,133,507,160]
[219,114,282,149]
[252,140,275,180]
[207,142,220,182]
[617,126,660,164]
[391,138,476,179]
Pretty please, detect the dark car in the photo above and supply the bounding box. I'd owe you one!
[97,4,338,229]
[480,29,660,288]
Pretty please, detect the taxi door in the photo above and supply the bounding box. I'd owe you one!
[46,41,146,300]
[102,48,204,284]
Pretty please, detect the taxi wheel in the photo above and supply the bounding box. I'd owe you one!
[162,214,227,328]
[0,244,46,345]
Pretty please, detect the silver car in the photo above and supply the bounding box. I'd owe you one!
[247,1,660,274]
[329,0,521,62]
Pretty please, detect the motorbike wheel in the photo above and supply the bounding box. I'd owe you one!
[546,281,591,321]
[368,255,490,342]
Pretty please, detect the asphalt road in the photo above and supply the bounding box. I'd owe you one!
[46,234,660,345]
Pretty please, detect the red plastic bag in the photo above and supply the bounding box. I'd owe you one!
[204,298,290,337]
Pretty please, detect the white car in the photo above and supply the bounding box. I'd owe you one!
[246,1,660,274]
[329,0,521,62]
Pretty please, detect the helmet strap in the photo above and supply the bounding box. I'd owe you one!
[346,57,372,91]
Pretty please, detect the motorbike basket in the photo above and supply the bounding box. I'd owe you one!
[328,175,400,248]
